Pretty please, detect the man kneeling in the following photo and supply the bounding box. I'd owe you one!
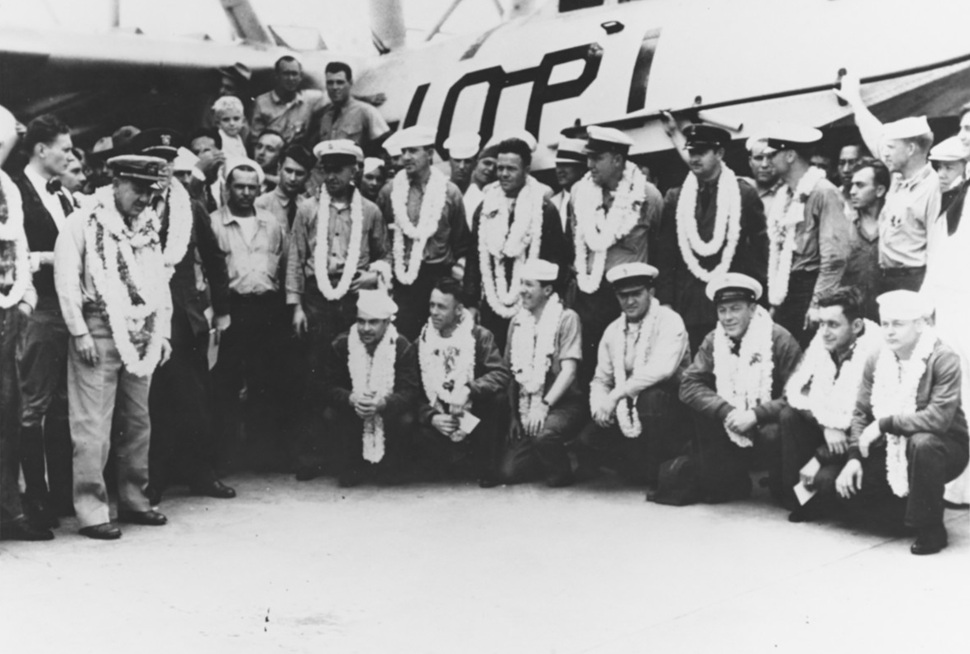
[575,263,691,486]
[413,277,511,487]
[835,290,969,555]
[680,273,802,502]
[323,290,420,487]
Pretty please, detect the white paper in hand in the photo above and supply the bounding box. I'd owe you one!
[458,411,480,434]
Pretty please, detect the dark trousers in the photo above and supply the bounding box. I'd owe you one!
[415,393,508,480]
[296,280,358,471]
[1,307,25,525]
[393,262,452,341]
[573,283,620,385]
[778,407,841,509]
[843,433,968,530]
[877,266,926,295]
[324,404,414,475]
[693,412,781,501]
[15,297,72,508]
[773,270,818,348]
[148,310,219,490]
[576,385,689,485]
[212,292,286,470]
[501,399,585,483]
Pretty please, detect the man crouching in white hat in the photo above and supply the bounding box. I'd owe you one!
[833,290,968,555]
[321,290,420,487]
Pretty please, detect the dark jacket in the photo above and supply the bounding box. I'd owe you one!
[324,331,421,415]
[14,172,68,299]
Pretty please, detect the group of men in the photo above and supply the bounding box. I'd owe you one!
[1,61,967,557]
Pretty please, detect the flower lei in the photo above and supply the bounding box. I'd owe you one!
[314,187,364,300]
[390,167,448,285]
[478,178,545,318]
[572,162,648,294]
[509,294,564,426]
[766,166,827,307]
[713,305,775,447]
[0,171,31,310]
[786,320,882,430]
[608,305,663,438]
[418,307,476,408]
[869,328,939,497]
[160,178,193,281]
[674,164,742,282]
[347,323,399,463]
[81,185,167,378]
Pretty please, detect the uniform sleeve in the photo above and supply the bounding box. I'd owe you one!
[557,310,582,362]
[653,188,680,305]
[590,325,615,408]
[737,181,769,289]
[811,187,850,305]
[848,352,878,460]
[679,332,734,421]
[366,201,392,270]
[622,309,689,398]
[194,200,230,317]
[462,204,483,308]
[753,329,803,424]
[53,214,89,337]
[642,181,664,233]
[286,202,312,304]
[447,186,472,262]
[386,338,421,415]
[468,327,512,400]
[250,95,269,138]
[366,104,391,142]
[323,336,353,408]
[879,348,963,438]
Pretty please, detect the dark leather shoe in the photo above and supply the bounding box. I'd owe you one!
[295,466,323,482]
[190,479,236,499]
[24,497,59,529]
[1,518,55,541]
[117,510,168,526]
[79,523,121,540]
[911,526,948,555]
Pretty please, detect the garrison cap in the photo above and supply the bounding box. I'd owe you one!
[106,155,168,188]
[555,137,588,164]
[395,125,436,150]
[172,147,199,173]
[758,123,822,153]
[928,136,968,162]
[683,124,730,150]
[877,290,934,321]
[606,262,659,289]
[224,157,265,186]
[519,259,559,282]
[131,127,184,162]
[357,290,398,320]
[486,129,538,153]
[363,157,385,175]
[583,126,633,155]
[882,116,932,141]
[281,144,314,172]
[313,139,363,163]
[705,272,763,304]
[444,132,481,160]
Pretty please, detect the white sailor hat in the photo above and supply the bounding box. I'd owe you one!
[929,136,969,163]
[383,132,402,158]
[605,262,659,287]
[224,157,265,186]
[357,290,398,320]
[555,137,588,164]
[363,157,385,175]
[584,126,634,155]
[882,116,932,141]
[485,129,539,153]
[519,259,559,282]
[313,139,364,163]
[395,125,437,150]
[758,123,822,153]
[876,290,934,321]
[172,147,199,173]
[705,272,763,303]
[443,132,481,160]
[745,136,770,154]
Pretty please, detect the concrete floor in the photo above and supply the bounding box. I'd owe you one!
[1,475,967,654]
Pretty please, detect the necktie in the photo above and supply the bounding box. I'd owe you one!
[57,191,74,217]
[46,178,62,194]
[287,197,298,228]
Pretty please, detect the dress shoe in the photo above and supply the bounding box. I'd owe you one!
[190,479,236,499]
[117,510,168,526]
[911,526,948,555]
[295,465,323,482]
[24,497,59,529]
[1,518,55,541]
[338,468,363,488]
[79,523,122,540]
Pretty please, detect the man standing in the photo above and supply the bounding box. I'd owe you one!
[255,144,314,234]
[251,56,326,146]
[499,260,584,487]
[14,114,76,526]
[54,155,173,540]
[287,140,391,480]
[550,137,587,234]
[745,137,785,215]
[928,136,968,213]
[463,137,572,350]
[843,158,889,321]
[443,131,480,195]
[412,277,511,487]
[837,143,868,199]
[314,61,390,155]
[835,290,968,555]
[780,287,881,520]
[253,129,286,193]
[679,273,802,503]
[570,126,663,382]
[377,125,470,340]
[359,157,386,203]
[760,124,849,347]
[461,144,499,229]
[654,124,768,352]
[323,290,420,487]
[576,263,691,486]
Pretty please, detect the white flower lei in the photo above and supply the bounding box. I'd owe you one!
[713,305,775,447]
[390,167,448,285]
[418,307,476,408]
[608,305,663,439]
[314,187,364,300]
[869,329,938,497]
[786,320,882,430]
[0,171,31,309]
[509,294,564,426]
[766,166,827,307]
[478,178,545,318]
[82,185,167,378]
[347,323,399,463]
[572,162,648,294]
[160,178,193,280]
[674,164,742,282]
